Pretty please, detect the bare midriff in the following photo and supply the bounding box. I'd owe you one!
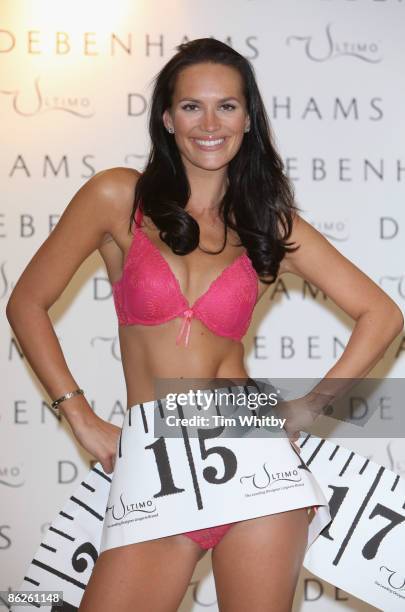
[117,318,250,409]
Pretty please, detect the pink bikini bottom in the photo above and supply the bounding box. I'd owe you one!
[182,506,319,550]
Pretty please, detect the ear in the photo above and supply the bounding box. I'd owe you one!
[162,109,173,132]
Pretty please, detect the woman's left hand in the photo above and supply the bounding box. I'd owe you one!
[275,396,320,443]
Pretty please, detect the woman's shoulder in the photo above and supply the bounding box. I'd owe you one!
[75,167,140,247]
[88,167,141,238]
[89,166,141,202]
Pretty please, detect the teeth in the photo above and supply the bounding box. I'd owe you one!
[195,138,224,147]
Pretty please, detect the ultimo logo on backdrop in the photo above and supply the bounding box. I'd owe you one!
[286,23,382,63]
[0,76,94,117]
[379,275,405,300]
[90,335,122,361]
[309,220,349,241]
[0,465,24,487]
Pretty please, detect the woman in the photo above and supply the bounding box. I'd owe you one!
[6,38,403,612]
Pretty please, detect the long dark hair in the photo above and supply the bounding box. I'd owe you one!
[130,38,301,284]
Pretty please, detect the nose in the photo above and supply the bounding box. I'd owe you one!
[200,108,220,133]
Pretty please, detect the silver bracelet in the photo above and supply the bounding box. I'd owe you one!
[51,388,84,410]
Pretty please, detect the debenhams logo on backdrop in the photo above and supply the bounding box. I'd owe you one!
[0,76,94,117]
[0,31,258,59]
[128,94,383,120]
[286,23,382,63]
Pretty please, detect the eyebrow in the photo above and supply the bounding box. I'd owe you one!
[177,97,240,103]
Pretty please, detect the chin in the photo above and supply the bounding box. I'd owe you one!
[192,158,231,171]
[185,151,238,171]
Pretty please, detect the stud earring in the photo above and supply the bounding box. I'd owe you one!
[167,127,174,134]
[244,126,250,133]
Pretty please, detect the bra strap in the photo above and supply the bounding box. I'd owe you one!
[134,204,143,228]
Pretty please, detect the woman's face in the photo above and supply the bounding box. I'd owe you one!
[163,62,250,173]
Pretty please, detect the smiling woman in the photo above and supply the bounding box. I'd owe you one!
[7,37,403,612]
[162,63,250,164]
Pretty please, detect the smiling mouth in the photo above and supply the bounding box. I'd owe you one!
[193,137,226,149]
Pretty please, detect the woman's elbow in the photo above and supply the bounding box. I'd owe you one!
[5,290,36,327]
[386,301,404,337]
[6,292,23,326]
[394,308,404,335]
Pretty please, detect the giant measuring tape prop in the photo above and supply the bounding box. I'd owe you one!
[299,433,405,611]
[12,387,405,611]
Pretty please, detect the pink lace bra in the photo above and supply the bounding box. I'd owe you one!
[112,206,258,346]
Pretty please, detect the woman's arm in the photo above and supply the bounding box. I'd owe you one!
[279,213,404,414]
[6,167,139,429]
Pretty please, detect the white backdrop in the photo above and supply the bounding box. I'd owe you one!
[2,0,404,610]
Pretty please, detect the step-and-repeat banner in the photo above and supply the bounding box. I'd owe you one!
[2,1,404,610]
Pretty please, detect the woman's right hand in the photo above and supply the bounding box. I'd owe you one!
[70,413,122,475]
